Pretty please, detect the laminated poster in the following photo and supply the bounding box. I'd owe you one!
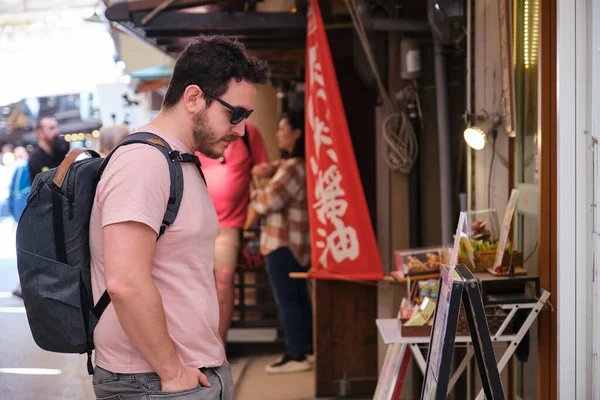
[450,212,468,268]
[493,189,520,269]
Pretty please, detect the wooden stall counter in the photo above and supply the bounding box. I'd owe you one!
[289,272,380,397]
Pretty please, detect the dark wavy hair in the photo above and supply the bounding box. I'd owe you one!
[163,35,271,109]
[280,110,305,160]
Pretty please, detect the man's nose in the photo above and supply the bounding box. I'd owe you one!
[232,122,246,137]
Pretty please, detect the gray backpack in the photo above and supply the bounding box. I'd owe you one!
[16,132,205,374]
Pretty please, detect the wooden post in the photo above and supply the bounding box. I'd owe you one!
[314,279,379,397]
[538,0,558,398]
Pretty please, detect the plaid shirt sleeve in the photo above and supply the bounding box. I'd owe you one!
[253,160,303,214]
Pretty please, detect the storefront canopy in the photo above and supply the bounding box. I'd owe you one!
[105,0,307,80]
[130,63,173,80]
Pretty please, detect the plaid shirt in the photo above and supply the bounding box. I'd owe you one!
[252,158,311,267]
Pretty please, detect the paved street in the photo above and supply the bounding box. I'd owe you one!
[0,217,95,400]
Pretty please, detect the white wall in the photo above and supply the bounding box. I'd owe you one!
[247,85,281,162]
[593,0,600,397]
[556,0,595,398]
[473,2,541,397]
[474,0,510,218]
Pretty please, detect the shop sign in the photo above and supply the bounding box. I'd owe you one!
[305,0,383,280]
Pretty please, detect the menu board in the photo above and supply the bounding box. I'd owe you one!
[493,189,520,269]
[420,266,463,400]
[420,265,506,400]
[373,343,410,400]
[450,212,467,268]
[456,264,506,399]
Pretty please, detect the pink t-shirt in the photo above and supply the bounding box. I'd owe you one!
[196,123,268,229]
[89,124,222,373]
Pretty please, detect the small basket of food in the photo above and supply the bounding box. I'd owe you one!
[394,247,443,278]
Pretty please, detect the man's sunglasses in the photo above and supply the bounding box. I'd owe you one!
[202,89,253,125]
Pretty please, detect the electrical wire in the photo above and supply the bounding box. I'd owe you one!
[381,111,418,174]
[343,0,394,113]
[488,132,497,208]
[524,241,539,264]
[380,83,421,173]
[343,0,420,174]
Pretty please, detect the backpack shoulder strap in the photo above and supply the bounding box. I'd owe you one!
[91,132,193,340]
[98,132,184,236]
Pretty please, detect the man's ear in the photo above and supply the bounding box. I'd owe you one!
[292,128,302,140]
[182,85,205,113]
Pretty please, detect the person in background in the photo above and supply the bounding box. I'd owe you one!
[13,146,28,163]
[8,146,30,222]
[13,116,69,297]
[251,111,313,374]
[0,144,16,220]
[28,116,69,184]
[98,125,131,157]
[196,122,269,345]
[1,144,15,164]
[14,118,68,298]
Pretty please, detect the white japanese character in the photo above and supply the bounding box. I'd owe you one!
[308,45,325,89]
[326,149,338,163]
[309,156,319,175]
[327,220,359,263]
[315,220,360,266]
[313,116,332,158]
[313,165,345,224]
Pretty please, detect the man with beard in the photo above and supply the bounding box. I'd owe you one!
[13,117,69,298]
[28,116,69,184]
[88,35,270,400]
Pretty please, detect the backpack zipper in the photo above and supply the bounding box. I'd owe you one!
[66,161,88,220]
[26,180,44,207]
[68,199,74,220]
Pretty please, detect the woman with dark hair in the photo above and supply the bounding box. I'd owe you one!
[251,111,313,374]
[277,112,305,160]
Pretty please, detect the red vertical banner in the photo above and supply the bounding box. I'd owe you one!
[305,0,384,280]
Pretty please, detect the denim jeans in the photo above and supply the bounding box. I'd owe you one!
[92,362,233,400]
[265,247,313,358]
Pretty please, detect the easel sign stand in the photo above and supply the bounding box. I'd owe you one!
[420,264,505,400]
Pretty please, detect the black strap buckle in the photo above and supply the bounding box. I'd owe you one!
[169,150,184,162]
[168,150,206,186]
[158,223,167,239]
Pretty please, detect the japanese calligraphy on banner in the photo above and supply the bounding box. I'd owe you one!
[305,0,383,281]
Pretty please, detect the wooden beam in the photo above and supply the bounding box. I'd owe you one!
[141,0,179,25]
[129,0,216,11]
[247,49,305,61]
[106,0,221,21]
[129,11,306,33]
[144,29,305,39]
[109,21,170,56]
[538,0,557,399]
